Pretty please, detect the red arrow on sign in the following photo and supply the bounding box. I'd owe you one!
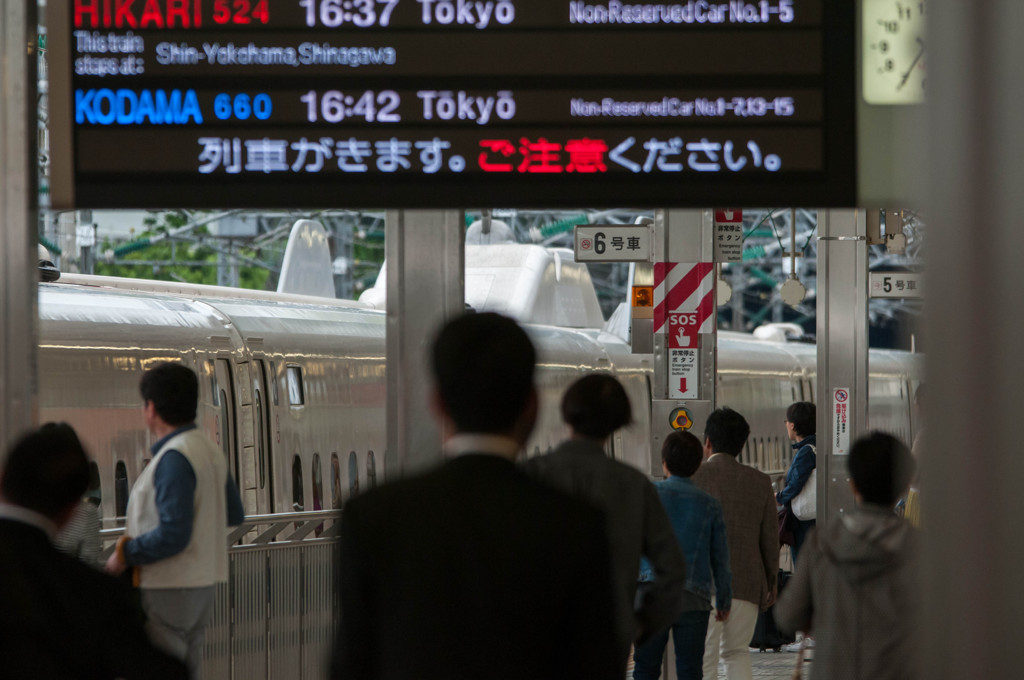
[679,378,687,393]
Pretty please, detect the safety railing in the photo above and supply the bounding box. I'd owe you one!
[101,510,341,680]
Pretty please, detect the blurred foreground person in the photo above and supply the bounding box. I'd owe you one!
[692,407,778,680]
[331,313,622,680]
[633,431,732,680]
[105,362,245,679]
[0,423,188,680]
[525,373,685,663]
[775,432,919,680]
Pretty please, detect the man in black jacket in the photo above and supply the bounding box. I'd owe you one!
[0,423,188,680]
[331,312,622,680]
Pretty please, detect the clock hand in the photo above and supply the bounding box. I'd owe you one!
[897,37,926,91]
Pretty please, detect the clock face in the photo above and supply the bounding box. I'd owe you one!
[862,0,927,105]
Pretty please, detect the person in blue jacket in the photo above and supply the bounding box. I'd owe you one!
[777,401,816,564]
[633,430,732,680]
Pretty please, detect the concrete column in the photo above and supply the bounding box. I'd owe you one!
[815,209,868,524]
[0,0,38,457]
[385,210,464,480]
[923,2,1024,678]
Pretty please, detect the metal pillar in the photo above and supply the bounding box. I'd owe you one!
[922,2,1024,678]
[730,265,745,332]
[0,0,38,457]
[650,209,717,475]
[814,209,868,524]
[385,210,464,480]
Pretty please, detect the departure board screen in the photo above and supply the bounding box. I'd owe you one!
[48,0,854,208]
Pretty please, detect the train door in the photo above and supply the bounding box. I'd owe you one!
[801,377,815,403]
[251,359,275,515]
[908,377,922,446]
[213,359,240,482]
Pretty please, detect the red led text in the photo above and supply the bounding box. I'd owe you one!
[74,0,269,29]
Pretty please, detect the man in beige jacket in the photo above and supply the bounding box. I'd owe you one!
[692,407,778,680]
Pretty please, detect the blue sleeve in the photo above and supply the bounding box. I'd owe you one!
[124,451,196,566]
[776,446,816,506]
[710,502,732,612]
[226,476,245,526]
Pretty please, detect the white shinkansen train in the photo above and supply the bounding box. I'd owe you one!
[40,244,922,519]
[36,243,921,678]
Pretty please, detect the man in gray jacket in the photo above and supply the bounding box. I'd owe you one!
[775,432,919,680]
[525,374,685,665]
[692,407,778,680]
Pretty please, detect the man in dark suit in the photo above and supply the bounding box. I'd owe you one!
[691,407,779,680]
[331,312,623,680]
[0,423,188,680]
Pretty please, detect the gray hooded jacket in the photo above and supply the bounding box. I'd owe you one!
[774,505,919,680]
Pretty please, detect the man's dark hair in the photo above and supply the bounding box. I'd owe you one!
[704,407,750,457]
[561,374,632,440]
[140,362,198,426]
[1,423,89,519]
[431,313,536,434]
[786,401,816,438]
[662,431,703,478]
[848,431,916,506]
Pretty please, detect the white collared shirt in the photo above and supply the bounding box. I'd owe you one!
[0,502,59,539]
[444,433,521,460]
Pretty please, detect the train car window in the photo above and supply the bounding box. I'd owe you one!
[219,389,231,460]
[311,453,323,512]
[367,451,377,490]
[86,462,102,519]
[211,376,220,406]
[269,361,279,405]
[348,451,359,497]
[291,456,304,512]
[114,461,129,518]
[287,365,305,406]
[331,454,341,509]
[255,390,266,490]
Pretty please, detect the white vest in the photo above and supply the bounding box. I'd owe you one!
[126,428,230,588]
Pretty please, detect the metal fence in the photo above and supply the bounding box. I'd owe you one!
[102,510,340,680]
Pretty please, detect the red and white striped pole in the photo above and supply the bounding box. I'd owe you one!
[649,210,720,474]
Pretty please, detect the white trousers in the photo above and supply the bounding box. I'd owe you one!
[141,585,217,680]
[702,598,758,680]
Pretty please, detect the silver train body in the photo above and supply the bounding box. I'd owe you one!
[36,246,922,677]
[41,277,922,520]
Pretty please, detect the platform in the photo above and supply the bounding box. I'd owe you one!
[743,648,809,679]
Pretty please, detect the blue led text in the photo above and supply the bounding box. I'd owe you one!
[75,88,204,125]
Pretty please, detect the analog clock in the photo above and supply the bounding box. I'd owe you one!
[862,0,927,104]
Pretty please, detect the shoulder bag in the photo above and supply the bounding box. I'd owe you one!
[791,445,817,521]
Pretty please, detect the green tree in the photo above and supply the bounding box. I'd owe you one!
[95,212,273,290]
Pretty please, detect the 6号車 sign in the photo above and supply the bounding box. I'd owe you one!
[573,225,652,262]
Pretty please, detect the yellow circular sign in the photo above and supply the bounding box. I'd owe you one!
[669,408,693,431]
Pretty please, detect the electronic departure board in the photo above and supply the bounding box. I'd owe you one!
[48,0,854,208]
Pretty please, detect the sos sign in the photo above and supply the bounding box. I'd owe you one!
[669,312,700,349]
